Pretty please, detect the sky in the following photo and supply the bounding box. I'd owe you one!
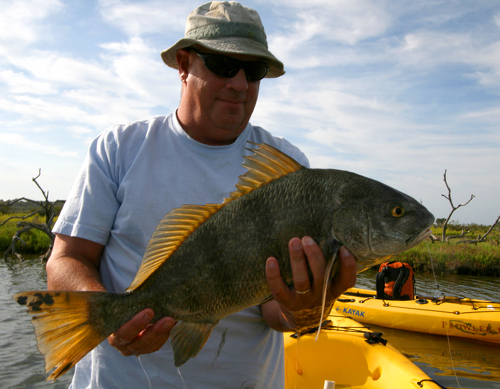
[0,0,499,225]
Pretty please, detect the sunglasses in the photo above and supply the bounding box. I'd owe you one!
[190,49,269,82]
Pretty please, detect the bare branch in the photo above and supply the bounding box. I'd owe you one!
[445,229,471,242]
[32,168,50,202]
[457,215,500,244]
[0,209,43,226]
[441,169,475,242]
[2,170,64,261]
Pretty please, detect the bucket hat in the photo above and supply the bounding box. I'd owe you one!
[161,1,285,78]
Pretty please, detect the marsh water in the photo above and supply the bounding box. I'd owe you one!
[1,257,499,389]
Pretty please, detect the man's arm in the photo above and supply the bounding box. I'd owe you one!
[261,237,357,332]
[46,234,175,356]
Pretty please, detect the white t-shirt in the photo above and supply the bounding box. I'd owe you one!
[53,113,309,389]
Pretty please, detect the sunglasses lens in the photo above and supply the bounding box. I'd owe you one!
[201,53,268,82]
[244,63,268,81]
[205,56,239,78]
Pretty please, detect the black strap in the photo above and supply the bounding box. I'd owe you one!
[392,265,410,300]
[363,332,387,345]
[417,378,447,388]
[375,268,387,299]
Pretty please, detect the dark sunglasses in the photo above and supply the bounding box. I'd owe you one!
[189,49,269,82]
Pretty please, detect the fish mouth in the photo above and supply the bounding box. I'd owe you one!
[406,228,432,246]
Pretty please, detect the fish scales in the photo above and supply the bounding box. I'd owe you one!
[140,169,340,323]
[13,143,434,380]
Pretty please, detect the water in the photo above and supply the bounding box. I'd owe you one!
[1,258,73,389]
[356,268,500,389]
[1,258,499,388]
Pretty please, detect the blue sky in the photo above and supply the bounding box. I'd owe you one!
[1,0,499,225]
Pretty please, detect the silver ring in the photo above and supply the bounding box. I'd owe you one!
[296,288,311,295]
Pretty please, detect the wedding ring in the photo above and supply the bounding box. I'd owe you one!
[296,288,311,295]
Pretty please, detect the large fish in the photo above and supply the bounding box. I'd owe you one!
[14,143,434,381]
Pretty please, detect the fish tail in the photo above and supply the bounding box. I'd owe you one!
[14,290,121,381]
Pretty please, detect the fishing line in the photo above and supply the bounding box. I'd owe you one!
[315,249,338,341]
[177,367,187,389]
[137,355,152,389]
[426,241,461,389]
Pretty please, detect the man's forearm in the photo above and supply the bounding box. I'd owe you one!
[46,234,105,292]
[47,255,105,291]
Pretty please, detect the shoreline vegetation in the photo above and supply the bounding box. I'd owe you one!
[1,213,499,276]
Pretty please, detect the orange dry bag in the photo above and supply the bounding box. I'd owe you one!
[375,261,415,300]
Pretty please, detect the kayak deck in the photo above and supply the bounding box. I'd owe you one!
[284,315,444,389]
[334,288,500,344]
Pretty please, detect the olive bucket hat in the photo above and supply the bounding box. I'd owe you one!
[161,1,285,78]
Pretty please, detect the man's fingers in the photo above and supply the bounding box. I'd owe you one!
[108,309,176,356]
[288,238,310,294]
[266,257,292,303]
[141,318,176,354]
[126,317,176,356]
[109,308,154,348]
[330,246,357,299]
[300,236,326,284]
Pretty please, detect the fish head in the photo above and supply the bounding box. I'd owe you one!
[331,183,434,272]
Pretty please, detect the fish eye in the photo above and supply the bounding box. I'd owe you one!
[391,206,405,218]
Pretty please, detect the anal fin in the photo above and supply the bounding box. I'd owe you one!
[170,321,218,367]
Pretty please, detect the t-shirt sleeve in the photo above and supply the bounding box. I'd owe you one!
[52,130,121,245]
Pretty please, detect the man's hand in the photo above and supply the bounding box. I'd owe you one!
[261,236,357,333]
[108,309,176,356]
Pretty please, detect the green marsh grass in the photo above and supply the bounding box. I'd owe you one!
[1,214,499,275]
[0,213,53,255]
[391,226,500,276]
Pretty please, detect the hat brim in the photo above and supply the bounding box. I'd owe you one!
[161,37,285,78]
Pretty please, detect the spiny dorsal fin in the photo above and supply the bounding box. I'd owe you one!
[126,143,303,291]
[223,142,303,203]
[126,204,222,291]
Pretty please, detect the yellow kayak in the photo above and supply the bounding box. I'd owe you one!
[284,315,444,389]
[334,287,500,344]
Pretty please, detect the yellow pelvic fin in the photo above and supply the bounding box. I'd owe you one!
[13,291,108,382]
[127,142,303,292]
[170,321,217,367]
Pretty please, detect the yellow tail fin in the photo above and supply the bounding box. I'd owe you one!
[14,291,109,381]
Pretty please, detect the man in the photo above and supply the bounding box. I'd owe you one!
[47,2,357,388]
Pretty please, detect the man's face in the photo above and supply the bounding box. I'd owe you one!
[176,47,262,145]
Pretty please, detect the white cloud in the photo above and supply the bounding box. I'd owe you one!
[0,95,89,122]
[0,0,63,50]
[0,70,56,95]
[7,52,118,90]
[272,0,390,43]
[0,132,79,158]
[268,0,391,68]
[98,0,191,37]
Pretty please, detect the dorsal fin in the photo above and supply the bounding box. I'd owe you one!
[223,142,303,203]
[126,204,222,291]
[126,142,303,291]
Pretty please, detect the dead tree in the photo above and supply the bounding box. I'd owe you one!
[446,229,471,242]
[457,215,500,244]
[1,170,64,261]
[441,170,474,242]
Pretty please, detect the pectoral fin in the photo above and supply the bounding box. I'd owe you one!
[170,321,217,367]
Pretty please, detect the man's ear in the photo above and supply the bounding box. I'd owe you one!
[176,49,191,82]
